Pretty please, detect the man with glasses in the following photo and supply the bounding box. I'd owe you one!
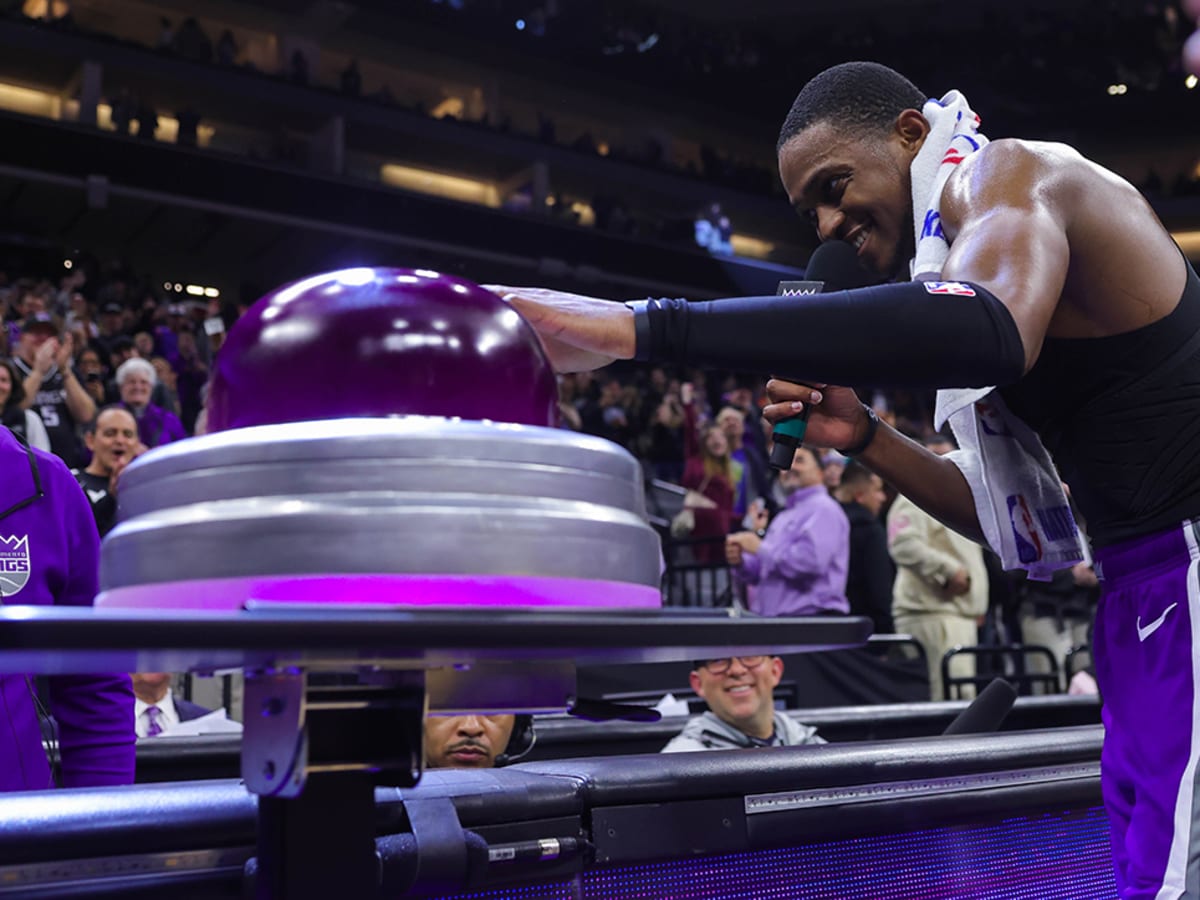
[661,656,824,752]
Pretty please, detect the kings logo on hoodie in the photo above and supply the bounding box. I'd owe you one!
[0,535,30,597]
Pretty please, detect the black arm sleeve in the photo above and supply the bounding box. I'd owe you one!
[632,280,1027,389]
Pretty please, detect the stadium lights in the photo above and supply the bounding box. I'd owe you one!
[62,259,72,269]
[162,282,220,298]
[1188,75,1198,89]
[1106,84,1128,96]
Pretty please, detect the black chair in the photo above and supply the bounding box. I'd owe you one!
[661,535,740,608]
[1064,643,1092,681]
[941,644,1060,699]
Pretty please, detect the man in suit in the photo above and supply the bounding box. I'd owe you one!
[132,673,212,738]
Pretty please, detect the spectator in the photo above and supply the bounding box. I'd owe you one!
[132,673,214,738]
[104,335,136,401]
[93,303,126,359]
[109,89,135,135]
[150,356,181,418]
[820,450,846,490]
[0,423,134,791]
[173,17,213,63]
[0,357,50,451]
[726,446,850,617]
[62,290,94,338]
[132,330,155,359]
[597,377,633,448]
[72,405,142,538]
[154,17,173,52]
[134,101,158,141]
[832,461,894,634]
[552,375,581,432]
[716,405,769,524]
[424,715,515,768]
[1015,558,1098,691]
[645,392,684,483]
[75,347,107,407]
[115,358,186,449]
[680,381,735,562]
[175,106,201,147]
[13,313,95,466]
[662,656,824,752]
[888,434,989,701]
[215,29,238,66]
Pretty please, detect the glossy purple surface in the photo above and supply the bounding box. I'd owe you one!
[207,268,558,431]
[96,574,662,611]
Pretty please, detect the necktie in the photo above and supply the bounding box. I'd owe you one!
[146,705,163,737]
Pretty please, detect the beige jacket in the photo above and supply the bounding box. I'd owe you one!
[887,494,989,618]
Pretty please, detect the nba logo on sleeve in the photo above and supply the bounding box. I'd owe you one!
[923,282,977,297]
[0,535,30,597]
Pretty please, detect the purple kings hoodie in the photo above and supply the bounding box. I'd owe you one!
[0,426,134,791]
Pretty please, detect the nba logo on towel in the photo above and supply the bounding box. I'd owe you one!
[920,210,944,240]
[0,535,30,597]
[1006,496,1043,564]
[923,282,976,297]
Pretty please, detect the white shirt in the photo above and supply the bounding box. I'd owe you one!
[135,688,182,738]
[23,410,50,452]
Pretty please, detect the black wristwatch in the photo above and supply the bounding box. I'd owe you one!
[836,405,881,457]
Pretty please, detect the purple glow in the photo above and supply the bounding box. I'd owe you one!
[206,267,558,431]
[97,573,662,611]
[443,807,1114,899]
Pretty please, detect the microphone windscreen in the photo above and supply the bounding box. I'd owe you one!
[802,240,880,292]
[941,677,1018,736]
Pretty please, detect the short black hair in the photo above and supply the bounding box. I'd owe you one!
[777,61,927,152]
[839,460,875,488]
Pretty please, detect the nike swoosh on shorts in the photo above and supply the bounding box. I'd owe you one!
[1137,602,1179,642]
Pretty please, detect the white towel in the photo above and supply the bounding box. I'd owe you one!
[912,91,1084,577]
[909,91,987,280]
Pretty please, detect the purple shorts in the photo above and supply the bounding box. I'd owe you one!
[1094,519,1200,899]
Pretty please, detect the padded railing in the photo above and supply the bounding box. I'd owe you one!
[2,726,1104,898]
[128,695,1101,783]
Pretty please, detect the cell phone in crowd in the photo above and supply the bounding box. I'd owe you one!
[203,317,226,337]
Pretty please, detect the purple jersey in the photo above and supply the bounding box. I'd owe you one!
[0,427,134,791]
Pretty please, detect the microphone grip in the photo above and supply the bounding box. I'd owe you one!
[769,408,811,471]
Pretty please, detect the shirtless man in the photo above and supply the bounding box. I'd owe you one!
[492,62,1200,899]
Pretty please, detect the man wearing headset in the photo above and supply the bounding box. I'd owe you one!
[0,423,134,791]
[424,714,534,769]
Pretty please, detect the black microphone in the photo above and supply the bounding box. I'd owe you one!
[769,241,879,470]
[941,677,1018,736]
